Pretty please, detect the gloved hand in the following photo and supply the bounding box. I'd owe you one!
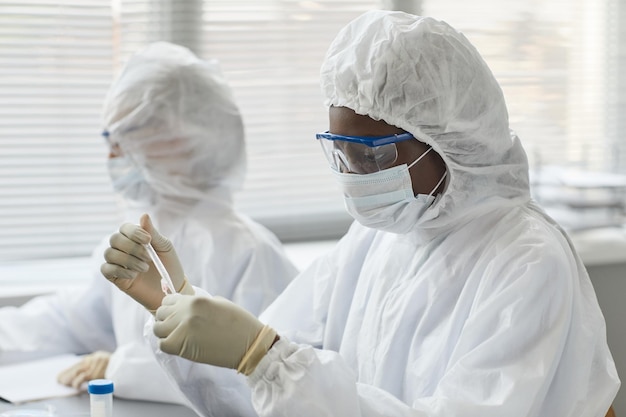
[101,213,194,312]
[57,351,111,389]
[154,294,278,376]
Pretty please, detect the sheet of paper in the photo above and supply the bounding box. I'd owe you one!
[0,354,82,404]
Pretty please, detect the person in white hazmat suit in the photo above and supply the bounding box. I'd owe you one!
[0,41,298,404]
[100,11,620,417]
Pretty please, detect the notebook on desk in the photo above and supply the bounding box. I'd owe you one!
[0,354,81,404]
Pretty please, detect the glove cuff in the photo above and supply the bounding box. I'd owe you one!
[237,325,277,376]
[177,276,195,295]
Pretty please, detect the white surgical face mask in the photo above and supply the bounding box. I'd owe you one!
[107,156,156,205]
[333,147,447,233]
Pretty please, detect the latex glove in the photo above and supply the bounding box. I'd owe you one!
[57,351,111,389]
[101,213,194,312]
[154,294,278,375]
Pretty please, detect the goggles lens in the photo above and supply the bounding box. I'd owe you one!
[316,131,414,174]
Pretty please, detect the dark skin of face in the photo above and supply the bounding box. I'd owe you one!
[328,106,447,196]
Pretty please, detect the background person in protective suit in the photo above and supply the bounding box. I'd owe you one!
[101,11,619,417]
[0,41,298,404]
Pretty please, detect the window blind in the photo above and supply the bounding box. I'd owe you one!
[0,1,120,261]
[0,0,624,263]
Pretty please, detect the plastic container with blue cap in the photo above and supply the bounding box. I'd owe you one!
[87,379,114,417]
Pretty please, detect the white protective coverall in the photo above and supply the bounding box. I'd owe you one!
[0,42,298,404]
[146,11,620,417]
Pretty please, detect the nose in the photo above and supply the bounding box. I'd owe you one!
[108,143,123,158]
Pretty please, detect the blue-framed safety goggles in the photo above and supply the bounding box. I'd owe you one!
[315,131,415,174]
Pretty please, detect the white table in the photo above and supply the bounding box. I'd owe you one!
[0,352,198,417]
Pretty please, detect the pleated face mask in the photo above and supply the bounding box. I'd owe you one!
[107,155,156,205]
[333,147,447,233]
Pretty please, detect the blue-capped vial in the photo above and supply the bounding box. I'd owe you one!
[88,379,114,417]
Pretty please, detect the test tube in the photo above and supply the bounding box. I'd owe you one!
[144,243,176,294]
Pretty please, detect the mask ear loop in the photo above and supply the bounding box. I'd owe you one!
[407,146,433,170]
[427,171,448,198]
[405,145,447,198]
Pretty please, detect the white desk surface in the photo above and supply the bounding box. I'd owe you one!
[0,352,198,417]
[0,393,198,417]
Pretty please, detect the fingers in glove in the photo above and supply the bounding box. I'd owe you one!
[84,361,107,383]
[70,370,89,389]
[119,222,151,245]
[154,294,184,337]
[158,327,186,356]
[140,214,173,252]
[154,304,175,322]
[112,228,151,262]
[101,230,151,278]
[160,293,183,307]
[153,319,180,340]
[84,351,109,381]
[57,361,82,386]
[58,352,111,389]
[58,360,89,388]
[101,248,149,281]
[154,313,181,339]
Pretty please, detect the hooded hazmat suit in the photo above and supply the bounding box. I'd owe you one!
[145,11,620,417]
[0,42,298,404]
